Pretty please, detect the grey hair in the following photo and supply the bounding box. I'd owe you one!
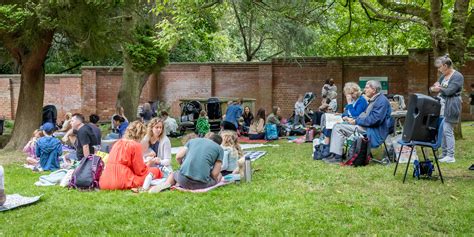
[434,54,453,68]
[366,80,382,93]
[343,82,362,97]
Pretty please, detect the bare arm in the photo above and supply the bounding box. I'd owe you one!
[211,160,222,182]
[83,144,90,157]
[176,147,187,165]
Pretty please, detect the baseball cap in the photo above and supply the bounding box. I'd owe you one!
[40,122,55,133]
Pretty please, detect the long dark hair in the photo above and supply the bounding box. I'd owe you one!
[256,108,265,120]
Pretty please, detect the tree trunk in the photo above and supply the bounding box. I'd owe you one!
[116,56,149,121]
[4,64,46,150]
[3,31,53,151]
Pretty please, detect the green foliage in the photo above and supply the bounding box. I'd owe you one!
[1,123,474,234]
[125,24,168,73]
[0,4,32,33]
[155,0,226,62]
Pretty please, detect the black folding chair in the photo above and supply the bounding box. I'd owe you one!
[393,118,444,183]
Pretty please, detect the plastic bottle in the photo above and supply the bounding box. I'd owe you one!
[244,156,252,182]
[0,165,5,205]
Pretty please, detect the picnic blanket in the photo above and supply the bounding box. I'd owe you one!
[0,194,41,212]
[244,151,267,161]
[172,180,234,193]
[238,137,268,144]
[171,144,279,154]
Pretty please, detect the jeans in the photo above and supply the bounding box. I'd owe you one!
[441,121,455,158]
[294,114,305,128]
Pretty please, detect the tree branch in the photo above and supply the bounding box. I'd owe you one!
[200,0,222,9]
[376,0,431,22]
[358,0,430,27]
[462,6,474,40]
[231,0,249,58]
[336,0,352,46]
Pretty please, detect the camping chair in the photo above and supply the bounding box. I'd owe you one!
[370,117,396,165]
[393,118,444,184]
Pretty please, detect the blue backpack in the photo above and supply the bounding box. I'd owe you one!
[265,124,278,140]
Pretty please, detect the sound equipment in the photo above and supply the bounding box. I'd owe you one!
[402,94,441,142]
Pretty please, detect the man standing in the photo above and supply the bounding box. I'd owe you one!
[71,113,99,160]
[324,80,392,163]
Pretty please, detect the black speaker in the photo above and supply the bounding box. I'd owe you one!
[402,93,441,143]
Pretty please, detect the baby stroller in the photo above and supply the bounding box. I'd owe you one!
[179,100,202,131]
[206,97,222,131]
[42,105,57,126]
[289,92,316,126]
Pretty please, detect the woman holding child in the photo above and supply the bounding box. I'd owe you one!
[99,121,163,190]
[141,118,172,172]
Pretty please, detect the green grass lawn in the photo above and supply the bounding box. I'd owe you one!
[0,124,473,235]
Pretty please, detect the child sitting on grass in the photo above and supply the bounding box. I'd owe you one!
[35,123,63,171]
[220,130,243,176]
[196,110,210,137]
[23,129,43,169]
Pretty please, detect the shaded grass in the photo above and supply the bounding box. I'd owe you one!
[0,123,473,235]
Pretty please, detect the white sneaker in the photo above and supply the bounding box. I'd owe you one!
[439,156,455,163]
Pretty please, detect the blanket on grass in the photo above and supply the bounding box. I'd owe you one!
[244,151,267,161]
[238,137,268,144]
[171,144,278,154]
[0,194,41,212]
[172,180,234,193]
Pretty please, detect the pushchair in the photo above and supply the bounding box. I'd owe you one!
[179,100,202,131]
[206,97,222,131]
[42,105,57,126]
[289,92,316,126]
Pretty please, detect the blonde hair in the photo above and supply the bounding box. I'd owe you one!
[146,118,165,140]
[219,130,243,157]
[124,121,147,141]
[33,129,43,138]
[343,82,362,97]
[65,112,72,120]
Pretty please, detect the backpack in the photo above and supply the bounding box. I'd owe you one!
[413,160,434,179]
[68,155,104,190]
[265,124,278,140]
[344,132,371,167]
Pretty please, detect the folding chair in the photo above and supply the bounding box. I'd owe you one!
[393,118,444,183]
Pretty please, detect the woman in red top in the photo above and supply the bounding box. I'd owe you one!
[99,121,162,190]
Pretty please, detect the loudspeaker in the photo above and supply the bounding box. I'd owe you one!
[402,93,441,143]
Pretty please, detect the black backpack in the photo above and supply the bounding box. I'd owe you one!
[344,134,371,167]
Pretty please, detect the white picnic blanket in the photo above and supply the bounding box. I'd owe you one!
[171,144,279,154]
[0,194,41,212]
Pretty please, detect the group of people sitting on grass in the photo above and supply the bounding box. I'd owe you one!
[22,106,180,173]
[21,106,247,192]
[194,98,288,141]
[100,121,245,192]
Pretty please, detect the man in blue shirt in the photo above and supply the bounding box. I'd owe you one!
[223,99,243,131]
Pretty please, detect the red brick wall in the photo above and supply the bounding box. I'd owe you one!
[1,49,473,122]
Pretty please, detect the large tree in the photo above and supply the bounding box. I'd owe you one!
[0,1,128,150]
[358,0,473,139]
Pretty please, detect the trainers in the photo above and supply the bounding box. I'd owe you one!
[439,156,455,163]
[148,183,171,193]
[324,155,343,164]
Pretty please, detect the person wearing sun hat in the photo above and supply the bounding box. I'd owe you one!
[35,122,62,171]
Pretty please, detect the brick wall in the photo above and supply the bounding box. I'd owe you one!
[1,49,473,122]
